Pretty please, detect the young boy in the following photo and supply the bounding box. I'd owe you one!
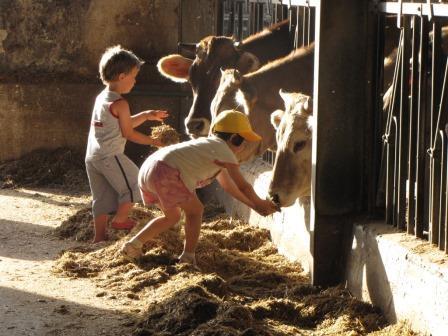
[121,110,278,267]
[85,45,168,243]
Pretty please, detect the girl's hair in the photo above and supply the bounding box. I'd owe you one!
[99,45,144,83]
[213,131,244,146]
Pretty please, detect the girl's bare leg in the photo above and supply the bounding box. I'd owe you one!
[131,206,181,244]
[179,193,204,254]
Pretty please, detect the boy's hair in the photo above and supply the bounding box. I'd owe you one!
[213,131,245,146]
[99,45,144,84]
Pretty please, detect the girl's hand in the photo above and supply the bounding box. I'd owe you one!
[254,199,279,216]
[145,110,169,122]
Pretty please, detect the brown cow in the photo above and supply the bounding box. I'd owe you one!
[210,44,314,162]
[268,91,313,207]
[157,20,294,138]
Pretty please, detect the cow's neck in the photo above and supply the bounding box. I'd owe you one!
[240,19,293,65]
[246,45,315,110]
[240,45,315,155]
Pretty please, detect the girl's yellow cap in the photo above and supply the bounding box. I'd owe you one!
[211,110,262,142]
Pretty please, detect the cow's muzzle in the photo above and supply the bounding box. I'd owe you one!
[268,193,281,211]
[185,118,210,138]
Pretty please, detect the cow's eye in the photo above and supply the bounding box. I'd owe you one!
[293,141,306,153]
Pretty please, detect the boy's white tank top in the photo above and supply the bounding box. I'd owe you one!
[85,89,126,161]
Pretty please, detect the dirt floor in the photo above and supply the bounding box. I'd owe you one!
[0,149,420,336]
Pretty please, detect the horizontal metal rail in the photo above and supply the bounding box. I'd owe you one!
[374,1,448,17]
[277,0,319,7]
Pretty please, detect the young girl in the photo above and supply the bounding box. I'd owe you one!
[121,110,278,267]
[85,45,168,243]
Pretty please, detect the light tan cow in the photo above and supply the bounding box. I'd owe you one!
[268,91,313,208]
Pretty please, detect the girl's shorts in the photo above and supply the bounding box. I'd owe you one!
[140,160,193,209]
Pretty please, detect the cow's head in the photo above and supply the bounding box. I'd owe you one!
[157,36,259,138]
[268,91,313,208]
[210,69,245,121]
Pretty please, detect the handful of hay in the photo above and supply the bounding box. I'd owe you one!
[151,124,180,146]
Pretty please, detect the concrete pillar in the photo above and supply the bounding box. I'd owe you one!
[311,0,370,286]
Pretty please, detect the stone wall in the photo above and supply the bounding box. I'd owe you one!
[0,0,218,162]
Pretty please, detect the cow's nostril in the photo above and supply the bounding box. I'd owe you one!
[187,120,204,132]
[270,193,280,206]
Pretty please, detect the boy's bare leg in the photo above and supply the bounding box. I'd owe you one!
[112,202,133,223]
[93,214,108,242]
[180,193,204,254]
[131,207,181,244]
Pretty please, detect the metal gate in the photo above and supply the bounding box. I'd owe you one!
[372,1,448,253]
[220,0,316,165]
[219,0,315,45]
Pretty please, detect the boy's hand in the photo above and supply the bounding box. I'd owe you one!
[254,199,279,216]
[145,110,169,122]
[150,137,164,147]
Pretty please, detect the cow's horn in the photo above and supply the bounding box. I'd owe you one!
[177,42,197,58]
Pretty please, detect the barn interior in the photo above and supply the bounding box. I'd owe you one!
[1,1,447,335]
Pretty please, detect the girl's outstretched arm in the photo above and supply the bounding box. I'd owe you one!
[215,162,277,216]
[216,169,254,208]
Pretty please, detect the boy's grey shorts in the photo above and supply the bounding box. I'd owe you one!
[85,154,142,217]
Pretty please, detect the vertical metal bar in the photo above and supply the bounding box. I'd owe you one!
[429,150,436,243]
[251,2,255,34]
[397,0,403,29]
[396,17,411,231]
[374,14,385,214]
[393,117,399,226]
[429,22,445,245]
[294,6,299,49]
[288,1,292,32]
[231,0,236,36]
[237,1,243,39]
[307,4,311,45]
[302,6,307,47]
[385,30,403,142]
[385,32,404,225]
[415,16,428,239]
[431,57,448,247]
[258,3,264,31]
[407,15,419,235]
[386,140,392,224]
[438,131,446,250]
[445,137,448,253]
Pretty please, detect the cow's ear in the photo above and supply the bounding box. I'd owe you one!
[279,89,293,107]
[302,95,313,115]
[231,69,243,84]
[236,52,260,74]
[271,109,284,130]
[157,54,193,83]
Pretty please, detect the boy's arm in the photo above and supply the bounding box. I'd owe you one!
[112,100,162,146]
[131,110,169,128]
